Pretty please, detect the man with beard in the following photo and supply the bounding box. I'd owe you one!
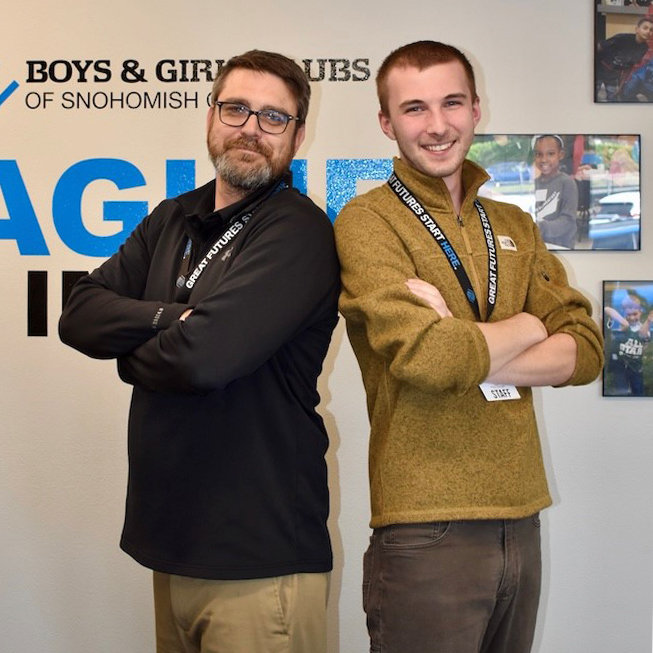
[59,50,340,653]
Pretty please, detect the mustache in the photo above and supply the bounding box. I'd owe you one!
[225,136,272,158]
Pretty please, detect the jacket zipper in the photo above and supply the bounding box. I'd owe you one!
[456,212,486,321]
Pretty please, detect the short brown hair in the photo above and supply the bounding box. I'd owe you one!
[376,40,477,115]
[210,50,310,124]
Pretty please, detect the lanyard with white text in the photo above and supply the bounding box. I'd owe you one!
[176,180,287,292]
[387,172,498,322]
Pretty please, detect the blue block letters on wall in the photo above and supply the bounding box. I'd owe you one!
[0,157,390,256]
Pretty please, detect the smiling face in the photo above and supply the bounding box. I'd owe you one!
[534,136,564,178]
[206,68,305,202]
[624,307,643,326]
[378,61,481,197]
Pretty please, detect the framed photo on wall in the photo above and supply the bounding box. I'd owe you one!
[467,134,641,250]
[602,281,653,397]
[595,1,653,103]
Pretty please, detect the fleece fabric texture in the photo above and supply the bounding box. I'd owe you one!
[335,157,604,528]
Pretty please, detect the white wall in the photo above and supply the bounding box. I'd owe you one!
[2,1,651,651]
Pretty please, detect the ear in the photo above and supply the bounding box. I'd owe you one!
[206,105,216,133]
[471,97,481,128]
[378,109,397,141]
[292,122,306,155]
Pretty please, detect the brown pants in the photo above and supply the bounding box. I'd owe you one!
[153,571,329,653]
[363,516,542,653]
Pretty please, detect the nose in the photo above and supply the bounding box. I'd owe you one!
[240,111,262,136]
[425,108,446,135]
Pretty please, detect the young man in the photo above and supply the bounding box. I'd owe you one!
[59,50,340,653]
[335,41,604,653]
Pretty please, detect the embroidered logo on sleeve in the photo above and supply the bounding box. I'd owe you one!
[497,235,517,251]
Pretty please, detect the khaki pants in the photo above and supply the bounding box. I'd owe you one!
[153,571,329,653]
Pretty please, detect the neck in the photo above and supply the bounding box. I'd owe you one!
[214,176,249,211]
[443,174,464,215]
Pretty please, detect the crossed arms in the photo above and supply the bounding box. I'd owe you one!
[405,278,577,387]
[335,201,604,395]
[59,197,339,394]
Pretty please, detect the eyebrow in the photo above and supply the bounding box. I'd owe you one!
[398,92,468,109]
[218,97,292,114]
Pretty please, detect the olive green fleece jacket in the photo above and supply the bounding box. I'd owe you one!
[335,157,604,528]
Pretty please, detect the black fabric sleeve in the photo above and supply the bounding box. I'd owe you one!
[59,205,190,359]
[117,198,339,394]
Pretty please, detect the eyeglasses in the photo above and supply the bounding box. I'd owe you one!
[214,101,299,134]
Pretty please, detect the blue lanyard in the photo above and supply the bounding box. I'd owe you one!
[388,172,497,322]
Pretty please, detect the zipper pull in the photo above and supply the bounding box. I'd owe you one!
[457,214,464,227]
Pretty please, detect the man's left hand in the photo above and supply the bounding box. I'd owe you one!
[405,278,453,318]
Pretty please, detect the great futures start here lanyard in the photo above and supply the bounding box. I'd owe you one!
[387,171,498,322]
[388,172,521,402]
[176,179,287,292]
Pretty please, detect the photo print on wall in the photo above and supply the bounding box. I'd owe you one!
[467,134,641,251]
[595,0,653,102]
[602,280,653,397]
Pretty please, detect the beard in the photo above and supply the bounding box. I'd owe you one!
[209,135,281,192]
